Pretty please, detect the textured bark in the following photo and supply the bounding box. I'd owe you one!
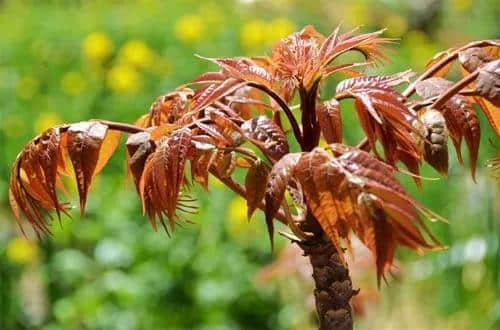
[299,213,356,330]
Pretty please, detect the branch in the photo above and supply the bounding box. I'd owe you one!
[299,81,321,151]
[403,40,498,98]
[93,120,146,134]
[432,71,479,110]
[247,83,304,149]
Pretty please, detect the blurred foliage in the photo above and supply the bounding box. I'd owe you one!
[0,0,499,329]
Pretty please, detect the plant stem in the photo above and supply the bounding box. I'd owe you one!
[297,82,355,329]
[94,120,146,134]
[299,213,355,330]
[299,81,321,151]
[432,71,479,109]
[247,83,304,149]
[402,40,497,98]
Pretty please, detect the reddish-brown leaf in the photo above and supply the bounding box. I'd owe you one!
[126,132,155,193]
[316,99,343,143]
[191,78,247,113]
[475,59,500,107]
[241,116,289,161]
[311,27,394,86]
[192,71,226,84]
[146,89,193,126]
[66,122,108,213]
[198,56,274,89]
[139,132,194,232]
[8,122,122,236]
[448,96,481,180]
[208,109,245,145]
[294,149,351,259]
[337,147,439,281]
[164,128,193,220]
[459,46,499,73]
[245,160,269,220]
[265,153,301,233]
[194,121,232,146]
[9,127,70,236]
[190,150,213,190]
[212,151,237,178]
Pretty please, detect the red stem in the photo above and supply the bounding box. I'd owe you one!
[402,40,497,98]
[94,120,146,134]
[248,83,304,149]
[432,71,479,109]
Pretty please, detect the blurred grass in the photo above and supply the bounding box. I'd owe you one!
[0,0,499,329]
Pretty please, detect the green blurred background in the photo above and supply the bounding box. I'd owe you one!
[0,0,499,329]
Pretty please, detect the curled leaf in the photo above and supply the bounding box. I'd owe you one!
[241,116,289,161]
[459,47,498,73]
[213,151,237,178]
[475,59,500,107]
[245,160,269,220]
[415,78,481,178]
[126,132,155,192]
[416,109,449,176]
[146,88,193,127]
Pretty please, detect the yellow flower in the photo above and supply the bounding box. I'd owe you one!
[383,14,408,37]
[107,64,142,94]
[452,0,472,11]
[16,75,39,100]
[82,32,114,62]
[174,15,204,44]
[61,71,86,96]
[34,112,63,134]
[228,196,248,223]
[226,196,260,239]
[7,237,39,264]
[404,30,437,69]
[267,18,295,44]
[119,40,155,70]
[240,19,267,50]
